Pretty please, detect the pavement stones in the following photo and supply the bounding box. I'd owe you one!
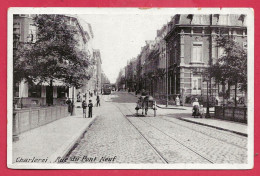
[67,92,248,164]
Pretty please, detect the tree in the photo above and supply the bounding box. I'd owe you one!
[14,15,92,89]
[209,35,247,106]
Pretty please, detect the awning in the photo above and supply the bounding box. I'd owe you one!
[33,79,66,87]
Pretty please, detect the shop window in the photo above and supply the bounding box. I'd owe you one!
[28,83,41,98]
[192,43,203,62]
[57,87,68,98]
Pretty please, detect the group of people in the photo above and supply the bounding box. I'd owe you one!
[81,99,93,118]
[81,95,101,118]
[66,93,101,118]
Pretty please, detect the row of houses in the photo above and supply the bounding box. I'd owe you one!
[122,14,247,104]
[13,14,104,108]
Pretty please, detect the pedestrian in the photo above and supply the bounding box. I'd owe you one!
[192,98,200,117]
[88,99,93,118]
[66,98,72,113]
[82,100,87,118]
[96,95,101,107]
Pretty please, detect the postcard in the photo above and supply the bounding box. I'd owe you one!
[7,7,254,169]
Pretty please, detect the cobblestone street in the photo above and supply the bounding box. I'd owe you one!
[67,92,248,164]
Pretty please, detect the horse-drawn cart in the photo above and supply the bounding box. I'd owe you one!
[135,95,157,117]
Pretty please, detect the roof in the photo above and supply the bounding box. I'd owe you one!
[170,14,247,27]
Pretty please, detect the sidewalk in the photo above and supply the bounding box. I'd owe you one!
[12,109,97,164]
[179,117,248,136]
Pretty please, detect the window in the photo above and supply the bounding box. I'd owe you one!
[57,87,68,98]
[192,75,202,94]
[13,22,21,42]
[218,47,225,59]
[28,83,41,98]
[218,15,229,25]
[192,43,203,62]
[243,42,247,50]
[28,24,37,43]
[192,76,201,90]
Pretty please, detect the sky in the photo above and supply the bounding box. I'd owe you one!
[79,14,173,83]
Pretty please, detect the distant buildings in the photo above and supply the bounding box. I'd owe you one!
[121,14,247,104]
[13,14,104,107]
[94,49,102,93]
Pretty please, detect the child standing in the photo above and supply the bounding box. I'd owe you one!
[88,99,93,118]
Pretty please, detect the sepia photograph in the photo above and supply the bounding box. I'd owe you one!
[7,8,254,169]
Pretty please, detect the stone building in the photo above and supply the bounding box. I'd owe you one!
[164,14,247,103]
[125,57,138,91]
[93,49,102,93]
[122,14,247,105]
[13,14,94,107]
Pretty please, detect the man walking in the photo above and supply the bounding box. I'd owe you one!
[88,100,93,118]
[96,95,101,107]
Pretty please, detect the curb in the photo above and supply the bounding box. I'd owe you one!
[48,115,98,163]
[156,105,186,110]
[178,117,247,137]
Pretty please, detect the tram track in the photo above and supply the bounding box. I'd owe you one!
[120,104,215,164]
[129,103,247,149]
[118,103,247,164]
[113,102,214,164]
[113,103,169,164]
[158,116,247,150]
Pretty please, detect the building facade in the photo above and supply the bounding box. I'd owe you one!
[13,14,100,107]
[94,49,102,93]
[165,14,247,103]
[122,14,247,105]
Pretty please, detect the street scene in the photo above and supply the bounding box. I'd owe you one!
[68,92,247,164]
[9,9,251,168]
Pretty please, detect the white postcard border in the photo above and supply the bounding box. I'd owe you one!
[7,7,254,169]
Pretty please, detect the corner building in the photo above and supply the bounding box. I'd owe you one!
[164,14,247,100]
